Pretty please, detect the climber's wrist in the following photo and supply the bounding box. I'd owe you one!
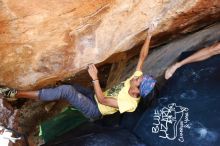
[92,78,99,83]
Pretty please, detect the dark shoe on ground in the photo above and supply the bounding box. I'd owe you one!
[0,86,17,101]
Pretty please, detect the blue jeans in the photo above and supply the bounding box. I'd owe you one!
[38,84,101,119]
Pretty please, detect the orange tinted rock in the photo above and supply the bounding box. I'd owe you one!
[0,0,219,89]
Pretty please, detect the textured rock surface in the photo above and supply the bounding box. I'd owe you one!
[118,23,220,84]
[0,96,18,129]
[0,0,220,89]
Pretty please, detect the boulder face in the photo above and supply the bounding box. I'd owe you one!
[0,0,220,89]
[0,96,18,129]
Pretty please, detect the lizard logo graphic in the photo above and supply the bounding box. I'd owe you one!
[152,103,190,142]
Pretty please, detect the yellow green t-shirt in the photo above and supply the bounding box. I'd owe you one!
[95,71,143,115]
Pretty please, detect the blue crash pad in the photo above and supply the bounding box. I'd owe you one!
[133,52,220,146]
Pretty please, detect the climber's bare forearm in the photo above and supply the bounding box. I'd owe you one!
[88,64,118,108]
[93,80,118,108]
[136,34,151,71]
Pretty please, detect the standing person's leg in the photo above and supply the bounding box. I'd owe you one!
[165,42,220,79]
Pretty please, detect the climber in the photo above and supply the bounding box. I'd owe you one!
[0,28,156,119]
[165,41,220,80]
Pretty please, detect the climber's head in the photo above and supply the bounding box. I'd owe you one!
[129,75,156,98]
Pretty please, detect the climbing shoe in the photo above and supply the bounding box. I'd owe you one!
[0,86,17,101]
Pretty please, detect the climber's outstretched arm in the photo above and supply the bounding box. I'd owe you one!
[88,64,118,108]
[136,31,152,72]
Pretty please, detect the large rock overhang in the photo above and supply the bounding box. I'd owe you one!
[0,0,220,89]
